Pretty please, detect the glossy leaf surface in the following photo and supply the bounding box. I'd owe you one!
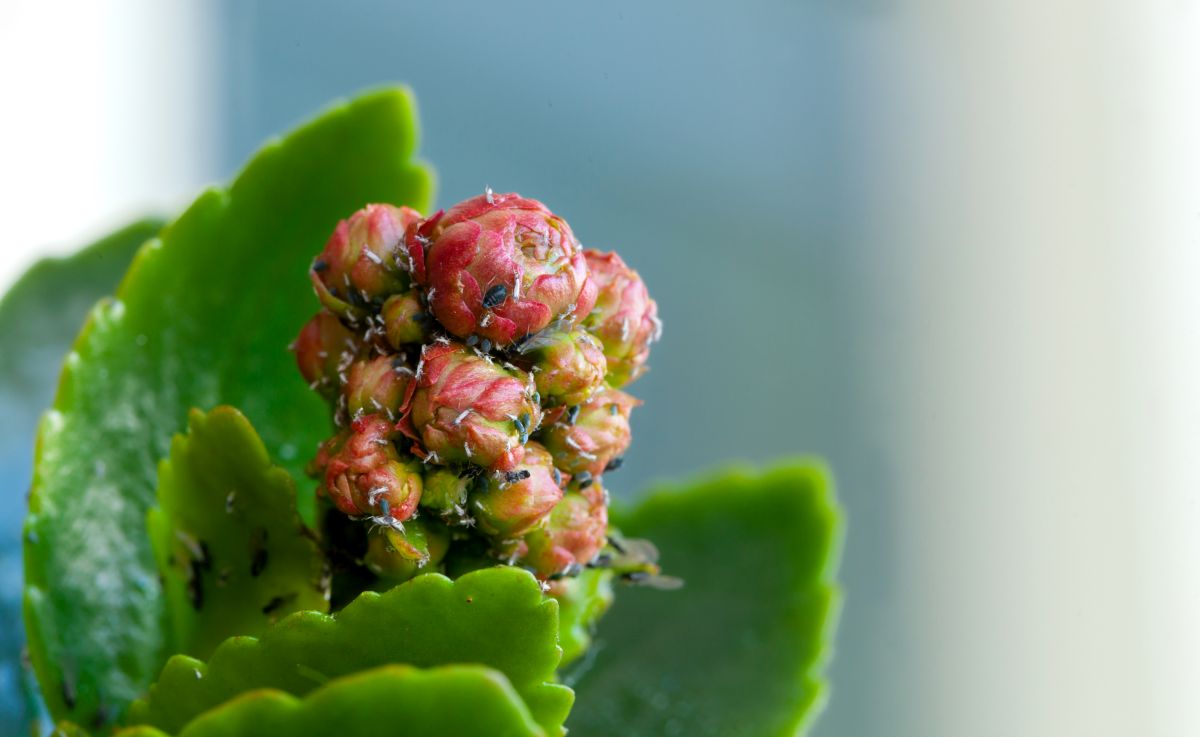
[114,665,543,737]
[126,567,570,736]
[23,88,434,728]
[0,219,163,733]
[567,463,842,737]
[148,406,328,660]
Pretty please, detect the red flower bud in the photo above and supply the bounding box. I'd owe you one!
[343,354,415,420]
[409,192,595,346]
[583,250,661,387]
[521,485,609,578]
[322,414,422,522]
[291,310,362,398]
[539,388,639,478]
[311,204,422,320]
[524,328,607,407]
[408,342,542,471]
[470,442,564,539]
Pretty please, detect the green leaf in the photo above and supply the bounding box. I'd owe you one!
[148,406,328,661]
[126,567,571,736]
[567,462,842,737]
[115,665,544,737]
[23,87,434,728]
[0,218,163,734]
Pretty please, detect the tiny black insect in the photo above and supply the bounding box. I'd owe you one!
[312,259,329,272]
[479,338,493,353]
[576,471,594,489]
[567,405,581,425]
[482,284,508,309]
[605,456,624,472]
[505,469,532,484]
[466,335,480,347]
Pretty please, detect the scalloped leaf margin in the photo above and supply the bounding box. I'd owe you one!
[149,406,329,661]
[567,462,843,737]
[24,87,435,728]
[112,665,544,737]
[126,567,571,736]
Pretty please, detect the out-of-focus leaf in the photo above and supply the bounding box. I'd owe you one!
[567,463,842,737]
[0,219,163,734]
[555,568,614,668]
[125,567,571,736]
[114,665,544,737]
[148,406,328,660]
[23,87,434,728]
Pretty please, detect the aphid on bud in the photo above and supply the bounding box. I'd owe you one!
[483,284,508,309]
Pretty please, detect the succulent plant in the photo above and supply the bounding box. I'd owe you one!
[296,186,673,614]
[6,89,841,737]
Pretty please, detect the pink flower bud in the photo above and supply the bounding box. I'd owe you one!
[583,250,661,387]
[539,388,639,478]
[343,355,416,420]
[408,193,595,346]
[311,204,422,320]
[381,291,430,347]
[470,442,564,539]
[322,414,422,522]
[408,342,542,471]
[521,485,609,579]
[291,310,361,397]
[524,328,607,407]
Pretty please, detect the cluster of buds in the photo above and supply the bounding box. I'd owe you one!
[294,191,662,593]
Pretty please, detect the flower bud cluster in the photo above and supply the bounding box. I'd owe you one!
[293,192,660,588]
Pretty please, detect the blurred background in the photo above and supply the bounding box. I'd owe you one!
[2,1,1198,735]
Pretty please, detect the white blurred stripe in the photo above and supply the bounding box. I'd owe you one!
[845,1,1196,734]
[1133,2,1200,735]
[0,0,216,293]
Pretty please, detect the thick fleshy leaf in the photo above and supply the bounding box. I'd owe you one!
[126,567,571,736]
[148,406,328,660]
[114,665,543,737]
[567,463,842,737]
[0,219,163,734]
[23,88,434,728]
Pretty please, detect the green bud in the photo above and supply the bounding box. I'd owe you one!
[363,519,450,582]
[382,291,429,347]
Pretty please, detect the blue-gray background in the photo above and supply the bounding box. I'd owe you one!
[0,1,895,734]
[213,3,897,735]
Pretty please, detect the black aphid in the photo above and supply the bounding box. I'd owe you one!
[466,335,480,347]
[250,527,270,577]
[186,562,204,610]
[482,284,507,309]
[576,471,594,489]
[605,456,625,472]
[312,259,329,272]
[261,593,294,616]
[505,469,532,484]
[567,405,581,424]
[480,338,493,353]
